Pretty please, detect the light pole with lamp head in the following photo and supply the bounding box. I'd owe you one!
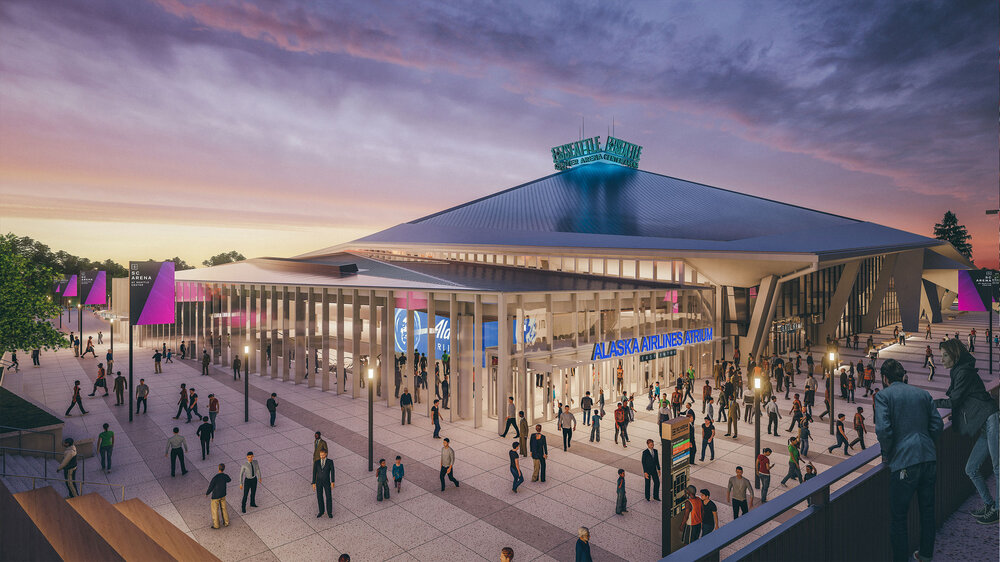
[244,345,250,422]
[368,367,374,472]
[753,374,761,488]
[77,303,82,356]
[828,350,837,435]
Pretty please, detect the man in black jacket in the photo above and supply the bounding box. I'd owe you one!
[529,424,547,482]
[196,416,215,460]
[312,449,336,518]
[206,463,231,529]
[642,439,661,501]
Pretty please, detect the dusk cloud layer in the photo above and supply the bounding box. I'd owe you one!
[1,0,996,267]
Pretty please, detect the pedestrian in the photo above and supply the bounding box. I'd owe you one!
[700,417,716,461]
[850,407,867,450]
[64,380,87,416]
[558,405,577,451]
[799,419,812,458]
[727,466,754,517]
[232,355,241,380]
[581,391,594,425]
[88,363,108,396]
[165,427,188,476]
[393,363,402,398]
[509,441,524,493]
[57,438,79,497]
[98,330,104,344]
[83,337,96,358]
[110,371,127,405]
[501,547,514,562]
[615,468,628,515]
[933,340,999,524]
[197,416,214,460]
[756,448,773,502]
[392,455,405,493]
[266,393,278,427]
[727,395,739,438]
[97,423,114,473]
[206,463,231,529]
[700,489,719,536]
[518,411,529,456]
[439,438,460,491]
[687,411,697,465]
[642,439,661,501]
[576,527,593,562]
[501,396,519,438]
[376,458,391,501]
[201,349,210,375]
[679,485,703,545]
[165,348,173,363]
[31,348,40,367]
[828,414,851,455]
[702,380,712,414]
[765,395,781,436]
[613,402,627,447]
[787,394,803,432]
[442,374,451,409]
[400,388,413,425]
[874,359,943,560]
[208,394,220,429]
[530,424,548,482]
[180,341,186,360]
[152,349,162,373]
[135,378,149,414]
[172,384,188,420]
[781,437,803,487]
[313,431,329,462]
[590,407,602,442]
[239,451,261,513]
[706,397,715,422]
[428,398,442,438]
[188,387,201,421]
[312,449,336,518]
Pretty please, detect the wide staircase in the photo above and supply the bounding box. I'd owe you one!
[0,477,218,561]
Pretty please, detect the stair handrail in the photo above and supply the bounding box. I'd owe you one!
[0,445,86,482]
[0,424,57,453]
[2,473,125,502]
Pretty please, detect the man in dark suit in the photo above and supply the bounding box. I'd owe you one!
[312,449,335,518]
[529,424,548,482]
[642,439,661,501]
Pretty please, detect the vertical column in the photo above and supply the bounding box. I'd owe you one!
[307,288,317,387]
[282,286,291,381]
[352,289,361,399]
[634,291,641,396]
[270,286,278,379]
[322,288,331,391]
[515,295,527,419]
[294,286,306,384]
[249,285,257,374]
[473,295,483,428]
[368,289,378,396]
[406,307,415,401]
[497,294,510,435]
[336,289,345,394]
[448,293,457,422]
[383,291,393,407]
[427,292,435,417]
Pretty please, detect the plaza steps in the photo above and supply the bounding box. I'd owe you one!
[0,479,219,562]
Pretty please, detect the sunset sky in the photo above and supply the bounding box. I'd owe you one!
[1,0,997,268]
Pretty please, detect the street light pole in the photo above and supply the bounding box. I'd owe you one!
[77,303,82,356]
[244,345,250,423]
[828,350,836,436]
[368,368,375,472]
[753,375,761,489]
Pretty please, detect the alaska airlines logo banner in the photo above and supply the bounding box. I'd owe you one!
[393,309,537,355]
[591,328,714,361]
[129,261,175,326]
[79,270,107,305]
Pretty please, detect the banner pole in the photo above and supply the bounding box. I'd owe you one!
[129,324,134,422]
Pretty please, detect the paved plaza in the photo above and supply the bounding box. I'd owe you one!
[2,310,997,561]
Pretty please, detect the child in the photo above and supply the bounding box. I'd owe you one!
[615,468,627,515]
[166,349,174,363]
[376,458,390,501]
[590,408,602,442]
[392,455,404,493]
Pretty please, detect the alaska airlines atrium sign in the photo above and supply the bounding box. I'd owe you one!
[591,327,713,361]
[551,136,642,171]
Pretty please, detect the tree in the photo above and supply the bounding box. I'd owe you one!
[0,234,69,354]
[203,251,246,267]
[166,257,195,271]
[933,211,973,261]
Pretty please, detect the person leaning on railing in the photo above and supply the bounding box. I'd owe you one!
[873,359,942,562]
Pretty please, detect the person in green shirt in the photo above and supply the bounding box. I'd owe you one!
[98,423,115,473]
[781,436,803,486]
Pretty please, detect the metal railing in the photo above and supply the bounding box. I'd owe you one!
[1,473,124,502]
[0,446,85,482]
[0,424,57,454]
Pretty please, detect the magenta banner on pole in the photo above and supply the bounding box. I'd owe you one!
[80,270,107,305]
[62,274,78,297]
[130,261,175,326]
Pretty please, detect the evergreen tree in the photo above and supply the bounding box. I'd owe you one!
[933,211,973,261]
[0,234,69,354]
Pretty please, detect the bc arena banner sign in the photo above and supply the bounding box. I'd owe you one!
[958,270,997,312]
[129,261,175,326]
[591,328,714,361]
[62,274,78,297]
[79,270,107,305]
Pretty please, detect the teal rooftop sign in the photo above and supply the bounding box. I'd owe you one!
[551,136,642,171]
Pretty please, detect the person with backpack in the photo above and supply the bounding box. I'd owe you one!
[613,403,628,449]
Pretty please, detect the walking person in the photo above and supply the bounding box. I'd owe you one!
[266,393,278,427]
[642,439,661,501]
[576,527,593,562]
[201,349,211,375]
[701,380,712,414]
[399,388,413,424]
[727,466,754,517]
[827,414,851,455]
[509,441,524,493]
[874,359,943,561]
[700,417,716,461]
[765,395,781,436]
[97,423,114,473]
[376,458,391,501]
[527,424,548,483]
[313,431,329,462]
[518,411,529,456]
[787,394,803,432]
[197,416,214,460]
[799,419,812,458]
[31,348,40,367]
[57,438,79,497]
[392,456,405,493]
[172,384,188,420]
[439,438,460,491]
[206,464,231,529]
[64,380,87,416]
[232,355,241,380]
[152,349,162,373]
[756,448,773,503]
[208,394,220,429]
[581,391,593,425]
[849,407,867,450]
[166,427,188,476]
[179,341,186,360]
[558,405,577,451]
[500,396,519,438]
[312,449,336,518]
[188,388,201,421]
[727,395,739,438]
[431,399,442,438]
[112,371,127,405]
[239,452,261,513]
[589,407,601,442]
[781,437,803,486]
[615,469,628,515]
[135,378,149,414]
[933,340,1000,524]
[83,337,97,358]
[678,485,703,545]
[88,363,108,396]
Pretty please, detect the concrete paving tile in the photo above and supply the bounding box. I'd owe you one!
[260,469,313,501]
[362,500,444,550]
[587,520,661,561]
[447,518,543,562]
[241,503,315,549]
[320,519,404,561]
[191,518,270,562]
[403,534,487,562]
[271,533,339,562]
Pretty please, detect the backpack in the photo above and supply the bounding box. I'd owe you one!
[614,408,626,424]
